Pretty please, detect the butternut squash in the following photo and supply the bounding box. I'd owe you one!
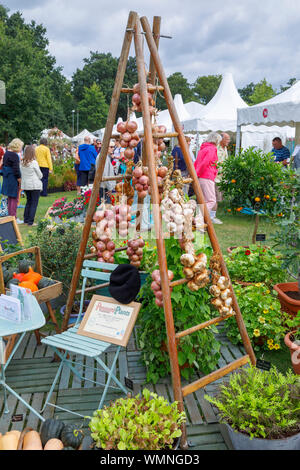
[22,430,43,450]
[43,438,64,451]
[0,431,21,450]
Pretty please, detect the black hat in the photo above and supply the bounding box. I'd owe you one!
[108,264,141,304]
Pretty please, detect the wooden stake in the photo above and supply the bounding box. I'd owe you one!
[141,15,256,367]
[134,17,187,449]
[62,11,138,332]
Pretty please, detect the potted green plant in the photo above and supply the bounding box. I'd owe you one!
[87,388,186,450]
[205,366,300,450]
[224,284,286,353]
[225,245,285,288]
[272,169,300,316]
[284,312,300,374]
[218,147,291,245]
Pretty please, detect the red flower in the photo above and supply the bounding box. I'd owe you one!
[245,250,251,256]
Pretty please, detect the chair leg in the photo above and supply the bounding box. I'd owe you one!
[1,367,9,414]
[96,347,128,409]
[41,350,66,413]
[3,382,45,421]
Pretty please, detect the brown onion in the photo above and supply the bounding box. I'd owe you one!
[102,250,111,262]
[155,291,163,301]
[124,148,135,159]
[133,167,143,178]
[138,191,148,199]
[133,83,140,94]
[129,139,139,148]
[106,241,115,251]
[158,166,168,178]
[126,121,138,133]
[117,122,127,134]
[132,93,141,105]
[120,139,127,148]
[151,281,161,292]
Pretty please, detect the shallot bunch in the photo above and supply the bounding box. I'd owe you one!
[180,252,210,291]
[151,269,174,308]
[152,124,167,159]
[210,276,234,317]
[92,207,116,263]
[132,166,150,199]
[131,83,156,116]
[116,120,140,161]
[113,203,132,238]
[126,238,145,268]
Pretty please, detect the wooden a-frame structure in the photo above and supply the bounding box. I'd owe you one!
[62,11,256,448]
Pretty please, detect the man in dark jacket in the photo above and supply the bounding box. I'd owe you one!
[78,137,98,187]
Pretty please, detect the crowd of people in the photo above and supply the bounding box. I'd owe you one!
[0,131,298,228]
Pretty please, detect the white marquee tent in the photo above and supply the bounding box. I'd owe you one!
[72,129,97,143]
[236,81,300,153]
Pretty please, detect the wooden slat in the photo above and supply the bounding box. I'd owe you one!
[194,389,218,424]
[182,355,250,397]
[10,393,31,431]
[176,313,236,340]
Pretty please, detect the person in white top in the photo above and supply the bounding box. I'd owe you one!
[20,145,43,226]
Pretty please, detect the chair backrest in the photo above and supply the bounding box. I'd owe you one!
[75,260,119,326]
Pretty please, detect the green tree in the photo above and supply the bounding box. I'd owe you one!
[249,78,276,105]
[0,7,71,143]
[280,77,297,93]
[191,74,222,104]
[72,52,137,121]
[238,82,256,104]
[156,72,195,110]
[78,83,109,131]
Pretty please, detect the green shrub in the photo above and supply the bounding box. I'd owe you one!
[223,284,286,352]
[88,388,186,450]
[27,220,84,294]
[205,366,300,439]
[225,245,286,286]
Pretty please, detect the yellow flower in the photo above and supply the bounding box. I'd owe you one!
[270,305,274,310]
[255,197,261,202]
[267,339,273,345]
[253,329,260,337]
[268,344,274,350]
[231,179,236,183]
[255,283,262,287]
[274,344,280,350]
[263,309,269,314]
[258,316,266,324]
[266,290,270,294]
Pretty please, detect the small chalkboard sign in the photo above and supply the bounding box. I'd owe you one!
[125,376,134,391]
[0,216,23,251]
[11,414,23,422]
[256,234,266,242]
[256,359,271,371]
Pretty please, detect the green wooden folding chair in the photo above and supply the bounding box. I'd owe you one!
[0,295,46,422]
[41,260,128,418]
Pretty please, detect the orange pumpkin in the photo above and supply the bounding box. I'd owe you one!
[13,272,25,282]
[19,281,38,292]
[22,267,42,285]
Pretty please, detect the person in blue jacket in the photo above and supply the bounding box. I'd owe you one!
[78,136,98,187]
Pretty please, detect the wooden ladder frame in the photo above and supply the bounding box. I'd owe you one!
[62,11,256,449]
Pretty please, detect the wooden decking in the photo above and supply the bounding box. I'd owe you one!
[0,326,246,450]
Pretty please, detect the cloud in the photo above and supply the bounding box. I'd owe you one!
[6,0,300,90]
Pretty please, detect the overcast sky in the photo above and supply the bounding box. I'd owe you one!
[5,0,300,91]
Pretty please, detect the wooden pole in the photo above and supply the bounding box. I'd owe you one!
[140,15,256,367]
[148,16,161,86]
[134,17,188,449]
[62,11,138,332]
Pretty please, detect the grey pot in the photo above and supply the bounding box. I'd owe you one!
[222,422,300,450]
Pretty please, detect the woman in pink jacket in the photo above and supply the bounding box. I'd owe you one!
[194,132,222,224]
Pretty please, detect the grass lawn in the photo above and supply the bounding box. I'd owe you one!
[15,191,292,374]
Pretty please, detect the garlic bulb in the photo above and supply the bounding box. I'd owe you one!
[220,288,231,300]
[211,298,223,308]
[224,297,233,307]
[187,281,200,292]
[181,253,195,267]
[183,267,194,280]
[210,285,221,297]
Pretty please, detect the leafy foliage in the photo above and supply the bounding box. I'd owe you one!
[249,78,276,105]
[137,238,221,384]
[270,169,300,281]
[27,219,84,294]
[205,366,300,439]
[225,245,286,287]
[191,74,222,105]
[223,284,287,352]
[78,82,108,131]
[88,388,186,450]
[0,8,72,143]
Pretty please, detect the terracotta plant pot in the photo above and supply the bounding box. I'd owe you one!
[284,330,300,375]
[274,282,300,317]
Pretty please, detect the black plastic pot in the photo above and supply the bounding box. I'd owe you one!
[221,422,300,450]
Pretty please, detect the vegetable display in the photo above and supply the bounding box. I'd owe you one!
[126,238,145,268]
[151,269,174,308]
[116,119,140,162]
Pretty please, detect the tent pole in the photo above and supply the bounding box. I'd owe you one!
[235,124,241,155]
